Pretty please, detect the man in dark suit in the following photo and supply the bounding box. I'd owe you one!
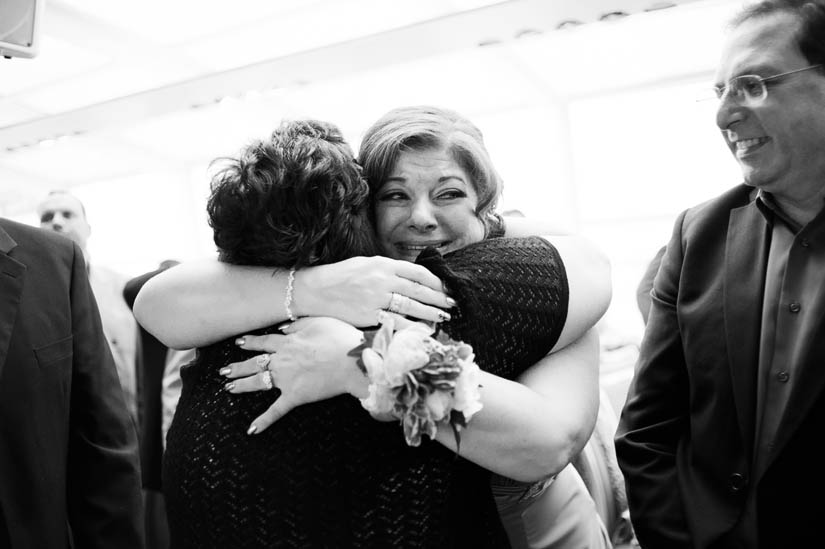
[616,1,825,548]
[0,217,144,548]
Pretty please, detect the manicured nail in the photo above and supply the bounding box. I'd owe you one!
[224,382,235,392]
[246,424,258,435]
[446,297,457,307]
[219,367,231,376]
[437,311,451,322]
[235,337,246,346]
[276,322,291,332]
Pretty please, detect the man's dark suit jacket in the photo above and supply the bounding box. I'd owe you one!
[0,218,144,548]
[616,184,825,549]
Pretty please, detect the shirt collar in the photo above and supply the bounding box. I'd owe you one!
[755,190,803,233]
[0,223,15,254]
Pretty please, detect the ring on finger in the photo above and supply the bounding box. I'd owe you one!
[376,309,390,325]
[387,292,406,314]
[255,353,271,372]
[260,370,274,391]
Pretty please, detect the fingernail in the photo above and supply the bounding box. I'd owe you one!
[224,382,235,392]
[219,367,231,376]
[235,337,245,346]
[438,311,451,322]
[246,424,257,435]
[446,297,457,307]
[276,322,291,332]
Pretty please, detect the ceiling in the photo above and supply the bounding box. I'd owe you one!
[0,0,735,217]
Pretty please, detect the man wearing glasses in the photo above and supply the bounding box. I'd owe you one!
[616,1,825,548]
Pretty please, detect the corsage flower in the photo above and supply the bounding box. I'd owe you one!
[356,316,483,449]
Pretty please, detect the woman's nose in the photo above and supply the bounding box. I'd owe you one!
[408,199,437,231]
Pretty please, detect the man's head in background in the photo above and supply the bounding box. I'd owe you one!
[36,190,91,253]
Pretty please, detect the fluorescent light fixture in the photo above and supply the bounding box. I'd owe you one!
[0,0,44,59]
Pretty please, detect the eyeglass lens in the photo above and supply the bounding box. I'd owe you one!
[715,76,766,102]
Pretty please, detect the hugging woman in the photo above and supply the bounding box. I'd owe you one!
[135,107,611,548]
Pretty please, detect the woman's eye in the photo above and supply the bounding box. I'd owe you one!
[437,189,466,200]
[378,190,407,201]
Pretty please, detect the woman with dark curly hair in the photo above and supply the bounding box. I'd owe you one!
[140,109,611,548]
[205,121,377,269]
[161,119,386,546]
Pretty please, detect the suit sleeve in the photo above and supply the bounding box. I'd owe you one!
[615,211,692,548]
[65,243,145,548]
[636,245,666,325]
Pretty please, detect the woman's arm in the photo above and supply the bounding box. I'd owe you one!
[502,216,612,349]
[434,328,600,481]
[224,232,609,479]
[225,322,600,483]
[549,235,611,350]
[133,256,454,349]
[440,232,605,480]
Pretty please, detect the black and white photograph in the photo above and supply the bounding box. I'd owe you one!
[2,0,823,547]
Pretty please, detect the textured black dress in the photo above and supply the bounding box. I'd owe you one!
[164,236,568,549]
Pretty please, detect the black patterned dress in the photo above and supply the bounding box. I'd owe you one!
[163,236,568,549]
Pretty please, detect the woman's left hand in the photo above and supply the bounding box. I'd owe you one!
[221,317,367,434]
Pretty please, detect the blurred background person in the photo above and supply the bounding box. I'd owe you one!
[161,347,193,448]
[36,190,140,423]
[124,258,193,549]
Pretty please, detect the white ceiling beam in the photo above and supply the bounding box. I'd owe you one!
[0,0,704,151]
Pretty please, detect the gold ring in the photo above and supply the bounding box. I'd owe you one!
[387,292,405,314]
[376,309,390,325]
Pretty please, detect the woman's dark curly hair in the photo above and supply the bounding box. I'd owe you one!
[207,119,378,268]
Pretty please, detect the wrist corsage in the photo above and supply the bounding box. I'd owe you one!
[354,317,483,450]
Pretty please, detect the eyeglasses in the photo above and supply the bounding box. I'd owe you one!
[712,65,822,105]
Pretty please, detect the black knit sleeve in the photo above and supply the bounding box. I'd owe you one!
[416,236,568,381]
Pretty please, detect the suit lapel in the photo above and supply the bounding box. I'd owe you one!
[724,204,769,455]
[0,226,25,379]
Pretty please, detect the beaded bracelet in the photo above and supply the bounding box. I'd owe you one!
[284,268,297,322]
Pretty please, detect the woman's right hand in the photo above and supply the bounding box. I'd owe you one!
[134,255,455,350]
[222,317,370,433]
[296,256,455,327]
